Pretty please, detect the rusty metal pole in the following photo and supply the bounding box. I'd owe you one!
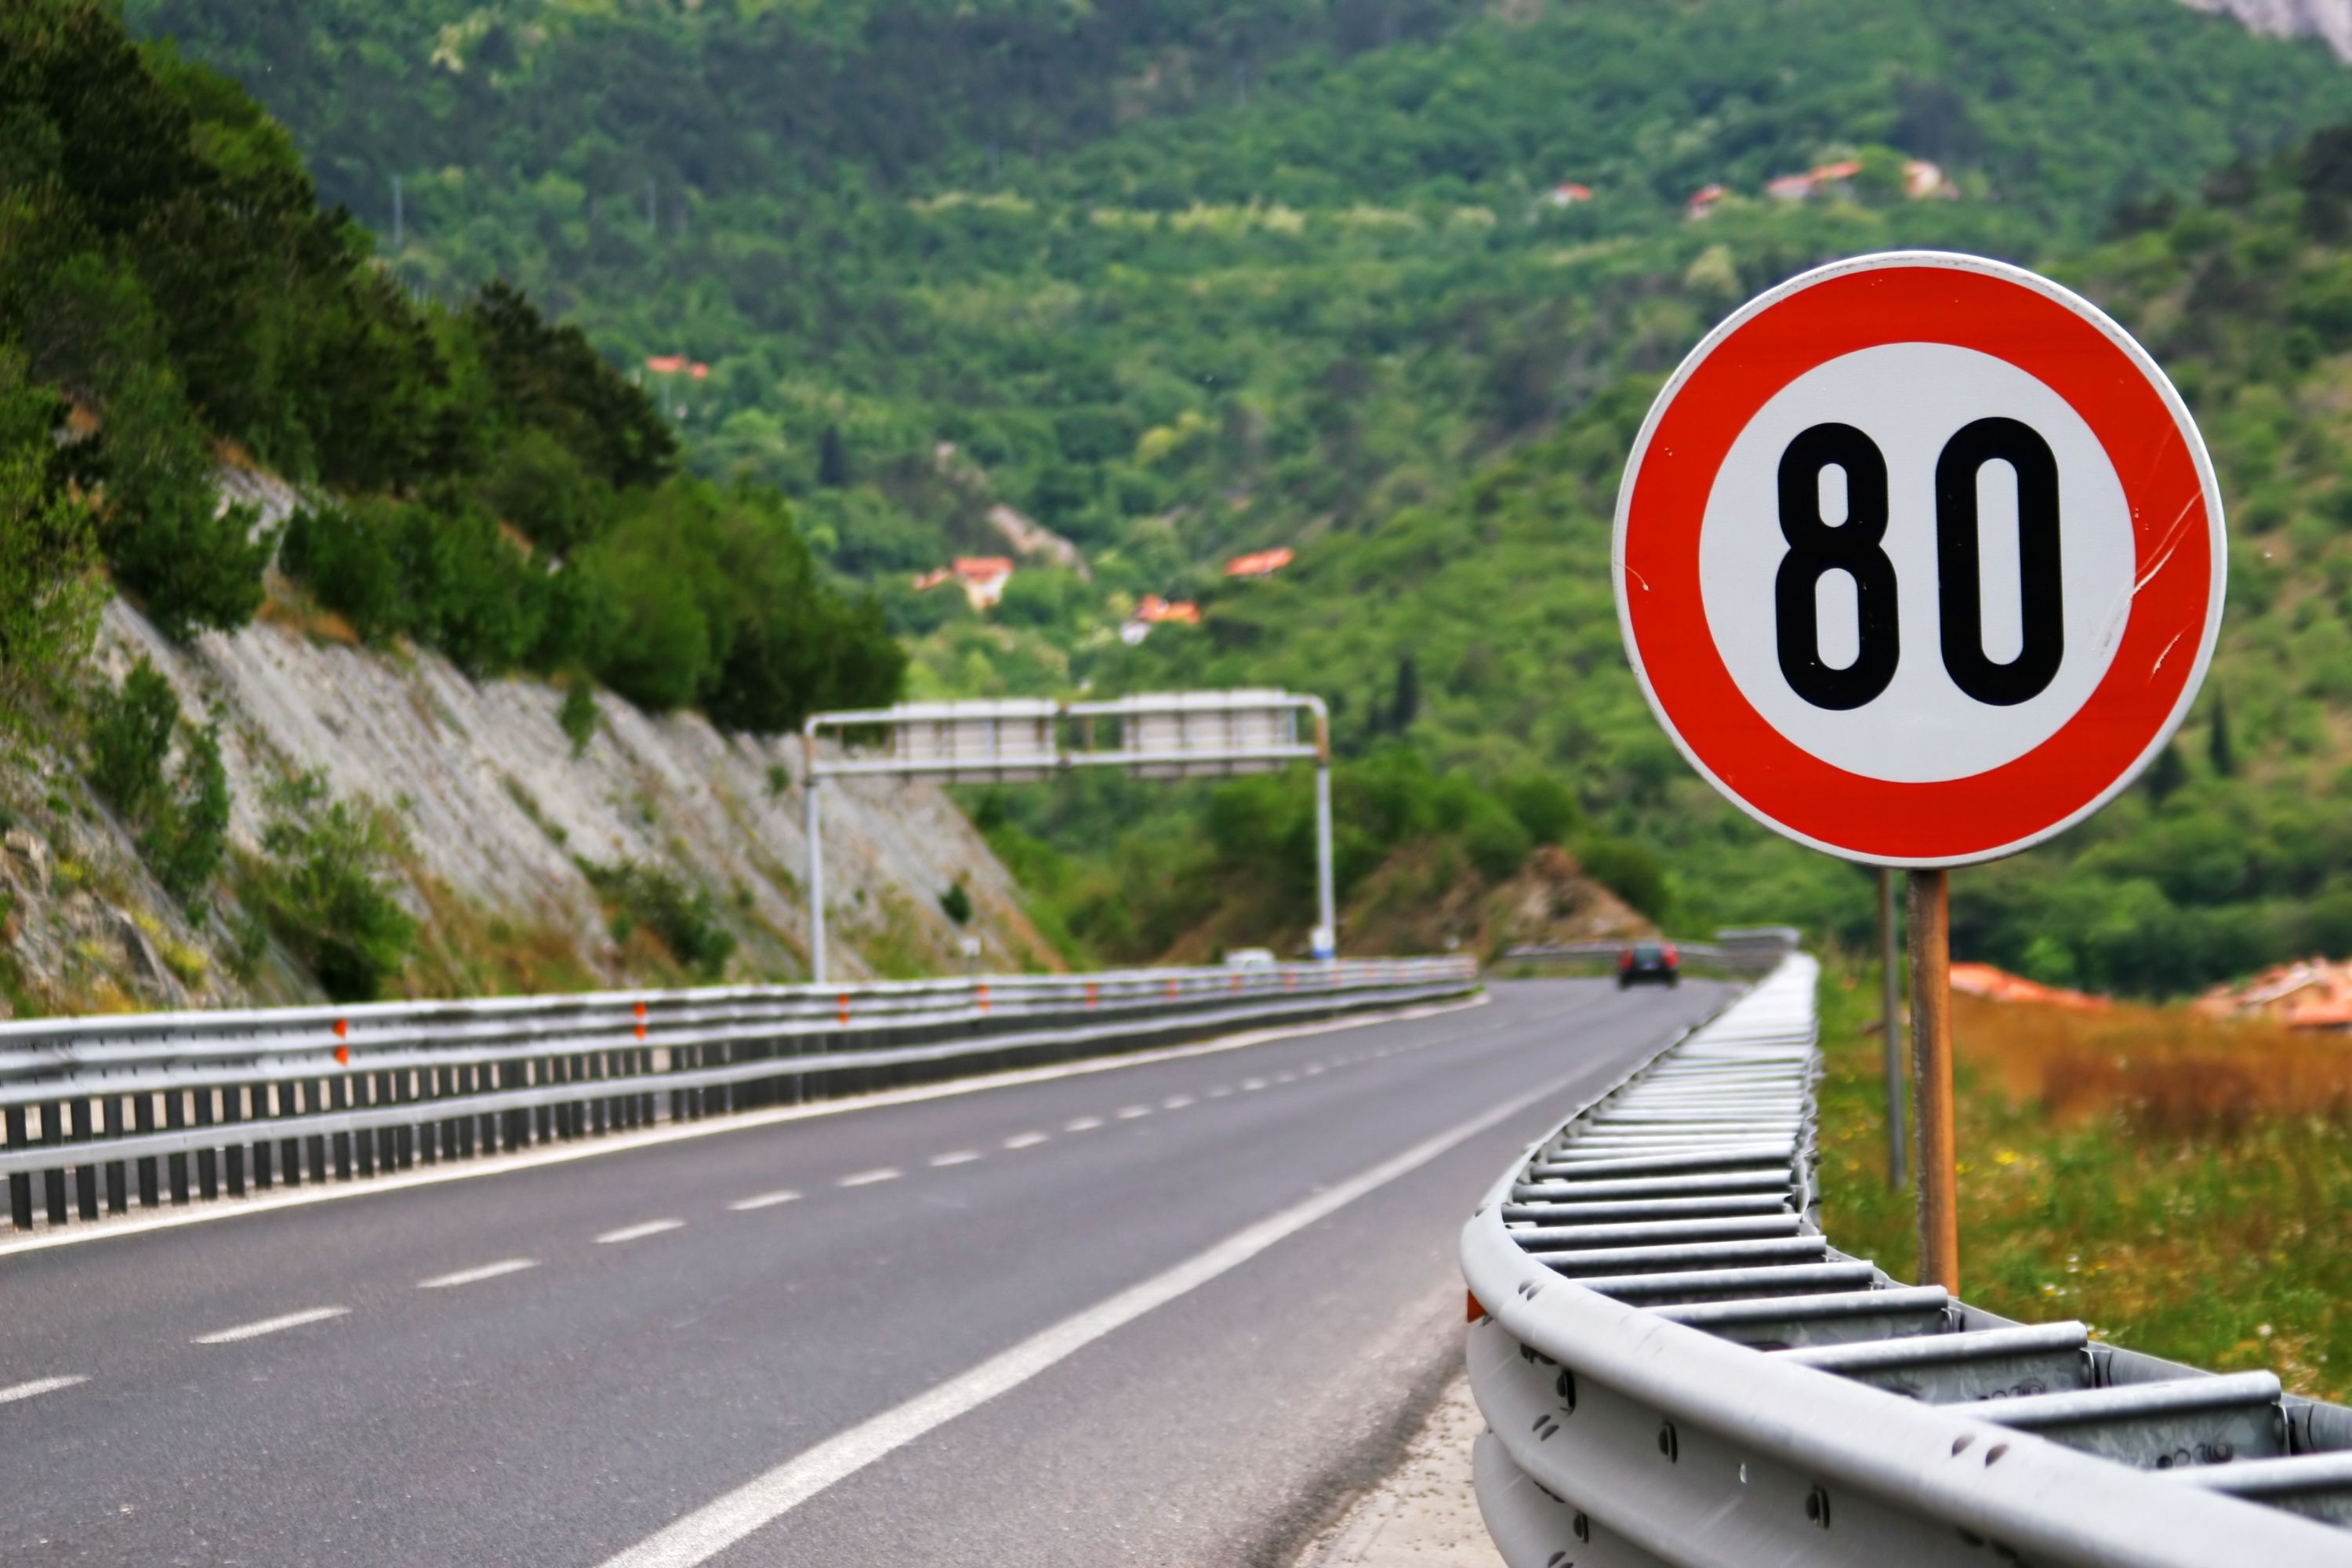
[1878,868,1907,1191]
[1907,867,1958,1292]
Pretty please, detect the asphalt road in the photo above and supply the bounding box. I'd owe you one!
[0,977,1727,1567]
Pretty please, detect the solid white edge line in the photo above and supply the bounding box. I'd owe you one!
[597,1219,685,1244]
[0,996,1486,1258]
[0,1374,87,1403]
[418,1258,538,1290]
[592,1059,1598,1568]
[728,1191,801,1211]
[191,1305,349,1345]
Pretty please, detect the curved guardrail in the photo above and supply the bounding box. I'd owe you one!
[0,957,1475,1232]
[1461,956,2352,1566]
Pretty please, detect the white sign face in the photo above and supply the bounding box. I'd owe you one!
[1697,342,2139,783]
[1616,252,2226,867]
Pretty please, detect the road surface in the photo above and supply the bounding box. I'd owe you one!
[0,978,1726,1566]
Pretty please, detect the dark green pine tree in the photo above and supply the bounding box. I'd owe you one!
[818,424,850,488]
[1390,652,1420,734]
[2209,688,2235,777]
[2144,742,2187,802]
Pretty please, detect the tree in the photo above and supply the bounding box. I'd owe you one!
[2209,689,2235,778]
[818,423,850,488]
[0,349,103,728]
[2144,743,2187,803]
[1389,652,1420,735]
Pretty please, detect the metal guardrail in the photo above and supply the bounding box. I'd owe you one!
[1462,956,2352,1566]
[0,958,1475,1232]
[1500,928,1799,975]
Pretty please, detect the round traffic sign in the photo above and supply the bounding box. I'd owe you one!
[1615,251,2225,867]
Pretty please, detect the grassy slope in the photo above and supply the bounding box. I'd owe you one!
[1817,968,2351,1403]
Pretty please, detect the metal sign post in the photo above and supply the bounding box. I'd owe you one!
[1612,252,2227,1293]
[1877,866,1906,1192]
[800,690,1335,985]
[1907,867,1958,1290]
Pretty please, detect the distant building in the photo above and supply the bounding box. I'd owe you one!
[1686,183,1728,220]
[1904,158,1949,199]
[1224,546,1295,579]
[645,354,688,375]
[1546,181,1594,206]
[1120,594,1203,645]
[1766,172,1816,201]
[913,557,1017,611]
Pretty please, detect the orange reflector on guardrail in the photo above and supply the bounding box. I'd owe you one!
[333,1044,350,1065]
[1086,982,1098,1008]
[977,983,990,1014]
[837,993,851,1024]
[333,1018,348,1040]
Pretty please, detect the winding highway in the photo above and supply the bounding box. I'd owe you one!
[0,978,1725,1566]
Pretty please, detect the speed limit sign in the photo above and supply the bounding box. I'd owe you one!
[1615,251,2226,867]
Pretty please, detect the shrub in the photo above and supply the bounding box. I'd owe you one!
[940,880,974,925]
[144,713,229,904]
[86,658,177,816]
[1577,833,1671,924]
[583,860,735,978]
[249,772,418,1000]
[557,677,600,757]
[1462,793,1534,882]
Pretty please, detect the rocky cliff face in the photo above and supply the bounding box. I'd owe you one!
[0,468,1052,1016]
[2184,0,2352,60]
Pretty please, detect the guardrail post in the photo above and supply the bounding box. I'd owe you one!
[39,1102,65,1224]
[72,1095,99,1219]
[165,1090,190,1203]
[135,1092,160,1207]
[5,1105,30,1229]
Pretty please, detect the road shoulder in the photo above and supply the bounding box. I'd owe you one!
[1291,1367,1501,1568]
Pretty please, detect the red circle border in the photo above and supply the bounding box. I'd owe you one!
[1619,256,2221,865]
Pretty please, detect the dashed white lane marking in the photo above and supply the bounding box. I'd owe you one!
[0,1375,86,1404]
[598,1219,686,1243]
[1063,1116,1104,1132]
[1116,1105,1151,1120]
[419,1258,538,1290]
[1161,1094,1196,1110]
[1003,1133,1048,1149]
[591,1058,1597,1568]
[1275,1071,1297,1083]
[192,1306,350,1345]
[1242,1078,1268,1091]
[728,1190,801,1211]
[1302,1063,1326,1076]
[1207,1086,1233,1098]
[837,1169,902,1188]
[928,1151,982,1167]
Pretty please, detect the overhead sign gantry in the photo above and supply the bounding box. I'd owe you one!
[800,690,1335,984]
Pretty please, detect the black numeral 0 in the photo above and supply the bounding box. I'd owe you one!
[1936,417,2063,707]
[1775,423,1900,711]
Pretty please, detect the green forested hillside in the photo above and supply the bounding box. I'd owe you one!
[2,0,901,732]
[111,0,2352,991]
[122,0,2352,594]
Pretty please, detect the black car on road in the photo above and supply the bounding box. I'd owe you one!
[1617,941,1679,988]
